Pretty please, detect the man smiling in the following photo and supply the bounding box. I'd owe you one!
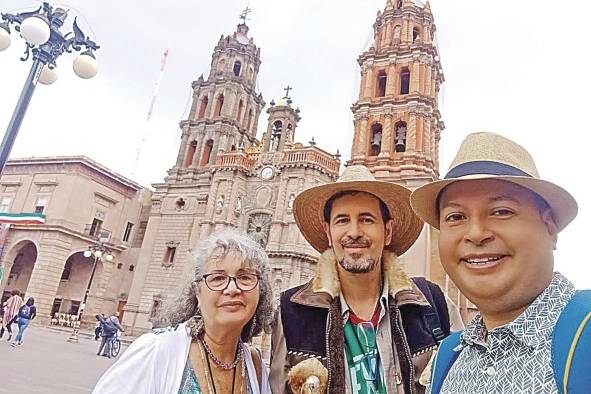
[270,165,462,394]
[411,132,590,393]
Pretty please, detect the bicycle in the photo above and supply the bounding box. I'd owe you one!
[109,331,121,358]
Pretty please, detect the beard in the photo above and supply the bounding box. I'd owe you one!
[338,255,379,273]
[337,236,379,273]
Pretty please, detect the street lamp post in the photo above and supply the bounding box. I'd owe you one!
[67,243,113,343]
[0,2,99,174]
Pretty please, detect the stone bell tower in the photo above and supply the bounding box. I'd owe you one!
[261,87,302,153]
[172,17,265,174]
[348,0,444,188]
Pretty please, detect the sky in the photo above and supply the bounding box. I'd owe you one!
[1,0,590,287]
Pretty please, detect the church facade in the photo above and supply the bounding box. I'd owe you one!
[123,0,473,342]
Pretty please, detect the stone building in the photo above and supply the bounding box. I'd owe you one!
[0,156,151,325]
[122,22,340,343]
[123,0,475,340]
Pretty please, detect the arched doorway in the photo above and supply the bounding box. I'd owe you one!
[54,251,103,318]
[2,241,37,302]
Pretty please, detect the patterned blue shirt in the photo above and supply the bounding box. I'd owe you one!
[433,272,575,394]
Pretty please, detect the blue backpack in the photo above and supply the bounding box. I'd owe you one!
[18,305,32,319]
[430,290,591,394]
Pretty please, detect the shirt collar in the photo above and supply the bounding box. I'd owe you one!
[462,272,575,350]
[340,279,389,323]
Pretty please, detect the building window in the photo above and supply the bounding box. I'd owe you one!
[370,123,383,156]
[396,0,402,9]
[197,96,208,119]
[400,67,410,95]
[395,121,407,152]
[164,246,176,264]
[214,94,224,117]
[185,141,197,167]
[34,196,48,214]
[123,222,134,242]
[413,27,421,43]
[376,71,387,97]
[200,139,214,166]
[247,109,253,131]
[270,121,283,152]
[233,60,242,77]
[51,298,62,316]
[237,100,244,123]
[69,301,81,316]
[61,258,72,281]
[0,197,12,213]
[89,217,103,237]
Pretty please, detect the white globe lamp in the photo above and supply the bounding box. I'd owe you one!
[83,250,92,258]
[104,253,113,262]
[0,26,10,51]
[73,51,98,79]
[20,16,50,46]
[93,250,103,259]
[38,65,58,85]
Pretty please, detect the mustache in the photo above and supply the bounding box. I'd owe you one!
[340,237,371,248]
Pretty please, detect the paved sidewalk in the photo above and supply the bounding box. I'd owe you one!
[0,326,129,393]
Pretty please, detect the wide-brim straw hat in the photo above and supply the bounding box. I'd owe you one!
[293,165,423,255]
[410,132,578,231]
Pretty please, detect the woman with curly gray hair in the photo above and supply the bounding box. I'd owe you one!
[94,231,274,394]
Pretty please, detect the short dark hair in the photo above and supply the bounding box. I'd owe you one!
[323,191,391,224]
[26,297,34,306]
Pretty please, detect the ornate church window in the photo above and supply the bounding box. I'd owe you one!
[233,60,242,77]
[214,94,224,117]
[247,213,272,247]
[271,121,283,152]
[237,100,244,123]
[400,67,410,95]
[200,139,214,166]
[376,71,387,97]
[413,27,421,43]
[197,96,208,119]
[370,123,383,156]
[395,121,407,152]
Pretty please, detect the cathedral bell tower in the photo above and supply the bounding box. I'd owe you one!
[261,87,301,153]
[348,0,444,186]
[172,13,265,174]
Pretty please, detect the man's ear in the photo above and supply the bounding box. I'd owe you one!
[384,219,394,246]
[541,208,558,249]
[322,221,332,247]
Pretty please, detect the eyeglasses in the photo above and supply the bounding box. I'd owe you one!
[201,272,260,292]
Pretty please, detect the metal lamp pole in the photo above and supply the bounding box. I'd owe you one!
[67,243,113,343]
[0,2,100,174]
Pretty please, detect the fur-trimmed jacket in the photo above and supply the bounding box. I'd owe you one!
[269,250,463,394]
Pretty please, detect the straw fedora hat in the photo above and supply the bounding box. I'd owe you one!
[293,165,423,256]
[410,132,578,231]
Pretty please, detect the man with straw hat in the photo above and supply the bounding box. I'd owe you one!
[270,165,462,394]
[410,132,590,393]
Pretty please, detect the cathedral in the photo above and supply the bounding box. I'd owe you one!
[123,0,472,345]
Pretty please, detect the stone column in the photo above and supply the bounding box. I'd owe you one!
[364,68,374,98]
[357,115,369,158]
[381,113,393,156]
[407,113,417,151]
[175,130,191,167]
[425,66,432,97]
[384,21,392,47]
[192,131,207,167]
[411,61,421,93]
[386,64,397,96]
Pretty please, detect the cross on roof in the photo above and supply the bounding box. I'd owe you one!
[239,7,252,24]
[283,85,292,98]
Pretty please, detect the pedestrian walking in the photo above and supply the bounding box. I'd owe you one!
[1,290,23,341]
[11,297,36,346]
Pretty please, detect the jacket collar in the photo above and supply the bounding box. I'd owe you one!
[290,249,430,308]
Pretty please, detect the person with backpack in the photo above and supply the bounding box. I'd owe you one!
[11,297,36,347]
[270,165,463,394]
[410,132,589,393]
[96,313,125,358]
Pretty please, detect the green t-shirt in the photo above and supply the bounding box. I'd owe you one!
[343,307,387,394]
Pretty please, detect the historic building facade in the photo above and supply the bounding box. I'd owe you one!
[122,22,340,345]
[0,156,151,325]
[123,0,474,341]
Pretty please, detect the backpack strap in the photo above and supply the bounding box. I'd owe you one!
[412,277,451,342]
[430,331,462,394]
[552,290,591,394]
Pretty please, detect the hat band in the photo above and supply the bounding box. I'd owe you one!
[445,161,532,179]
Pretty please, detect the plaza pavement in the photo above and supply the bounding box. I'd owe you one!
[0,325,131,393]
